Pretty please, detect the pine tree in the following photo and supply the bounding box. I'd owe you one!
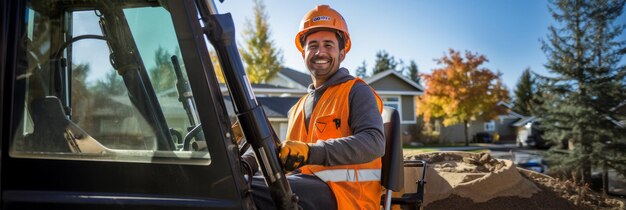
[94,70,125,95]
[355,60,368,78]
[373,50,399,75]
[539,0,626,185]
[513,68,535,116]
[240,0,283,84]
[405,60,421,86]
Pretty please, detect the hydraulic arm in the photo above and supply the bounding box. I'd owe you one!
[195,0,298,209]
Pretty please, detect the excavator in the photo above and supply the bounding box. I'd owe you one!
[0,0,425,209]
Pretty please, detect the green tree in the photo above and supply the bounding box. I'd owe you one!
[538,0,626,185]
[356,61,368,78]
[240,0,283,84]
[373,50,399,75]
[94,70,125,95]
[512,68,535,116]
[417,49,510,146]
[405,60,421,86]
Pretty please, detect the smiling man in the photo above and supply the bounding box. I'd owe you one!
[248,5,385,210]
[301,29,344,87]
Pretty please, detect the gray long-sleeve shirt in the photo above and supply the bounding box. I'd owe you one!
[241,68,384,170]
[304,68,384,166]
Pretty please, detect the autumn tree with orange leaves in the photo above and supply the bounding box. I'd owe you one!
[417,49,509,146]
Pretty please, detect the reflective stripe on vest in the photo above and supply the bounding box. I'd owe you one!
[313,169,381,182]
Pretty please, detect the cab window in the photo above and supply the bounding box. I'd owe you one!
[11,0,210,165]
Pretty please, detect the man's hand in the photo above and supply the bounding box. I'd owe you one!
[279,141,310,171]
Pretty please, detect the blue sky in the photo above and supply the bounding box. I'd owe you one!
[217,0,626,90]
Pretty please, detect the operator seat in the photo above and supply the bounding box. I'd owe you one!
[27,96,72,152]
[380,107,426,210]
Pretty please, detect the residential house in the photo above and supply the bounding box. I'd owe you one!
[363,69,424,144]
[223,96,300,140]
[266,67,311,92]
[237,68,425,143]
[430,101,522,144]
[220,68,310,140]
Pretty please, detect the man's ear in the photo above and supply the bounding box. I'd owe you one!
[301,50,305,58]
[339,49,346,62]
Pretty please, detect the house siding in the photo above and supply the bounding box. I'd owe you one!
[401,95,415,122]
[497,118,518,140]
[438,123,465,143]
[369,75,416,91]
[432,118,518,144]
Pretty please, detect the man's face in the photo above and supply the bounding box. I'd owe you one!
[302,30,346,87]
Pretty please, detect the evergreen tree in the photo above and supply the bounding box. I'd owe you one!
[539,0,626,185]
[512,68,535,116]
[356,61,368,78]
[373,50,399,75]
[405,60,421,86]
[94,70,125,95]
[240,0,283,84]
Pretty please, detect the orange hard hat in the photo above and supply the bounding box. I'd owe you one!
[295,5,351,53]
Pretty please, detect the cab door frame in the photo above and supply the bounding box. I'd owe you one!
[0,0,252,209]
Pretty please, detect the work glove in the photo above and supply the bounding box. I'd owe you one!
[279,141,310,172]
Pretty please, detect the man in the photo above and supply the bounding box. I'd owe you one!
[242,5,384,209]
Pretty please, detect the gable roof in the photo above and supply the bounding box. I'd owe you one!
[364,69,425,93]
[257,97,301,117]
[512,116,536,127]
[278,67,312,88]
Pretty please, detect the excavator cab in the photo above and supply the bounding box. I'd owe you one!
[1,0,261,209]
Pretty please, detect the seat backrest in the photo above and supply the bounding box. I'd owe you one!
[28,96,72,152]
[380,107,404,192]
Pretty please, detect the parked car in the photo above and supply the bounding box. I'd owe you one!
[517,157,547,173]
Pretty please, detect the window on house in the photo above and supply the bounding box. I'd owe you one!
[382,96,400,111]
[484,120,496,131]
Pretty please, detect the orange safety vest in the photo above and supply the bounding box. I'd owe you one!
[286,78,383,210]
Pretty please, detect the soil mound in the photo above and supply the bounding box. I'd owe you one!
[403,151,624,210]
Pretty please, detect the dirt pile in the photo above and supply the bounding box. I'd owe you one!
[403,151,624,210]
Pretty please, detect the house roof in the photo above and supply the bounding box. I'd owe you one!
[496,101,525,119]
[512,116,536,127]
[224,96,300,118]
[257,97,301,117]
[497,101,513,109]
[364,69,425,94]
[278,67,312,88]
